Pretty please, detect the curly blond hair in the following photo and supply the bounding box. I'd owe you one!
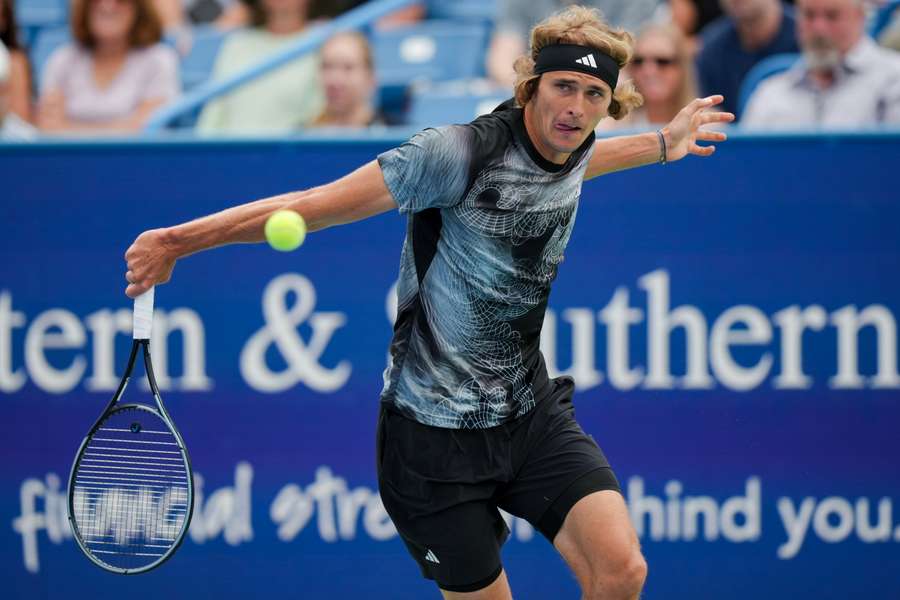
[513,5,643,120]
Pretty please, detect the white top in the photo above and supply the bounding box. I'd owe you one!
[42,43,180,123]
[742,37,900,130]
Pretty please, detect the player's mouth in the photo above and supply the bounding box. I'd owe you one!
[554,123,582,134]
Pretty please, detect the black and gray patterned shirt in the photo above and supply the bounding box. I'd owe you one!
[378,101,595,429]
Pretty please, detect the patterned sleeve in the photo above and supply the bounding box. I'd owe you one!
[377,125,472,213]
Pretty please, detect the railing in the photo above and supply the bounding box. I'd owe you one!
[143,0,419,133]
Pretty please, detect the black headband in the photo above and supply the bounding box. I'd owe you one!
[534,44,619,91]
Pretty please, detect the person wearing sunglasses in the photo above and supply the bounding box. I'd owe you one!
[599,23,698,130]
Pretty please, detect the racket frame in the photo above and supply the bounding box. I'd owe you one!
[67,337,195,575]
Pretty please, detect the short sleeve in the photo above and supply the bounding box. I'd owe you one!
[141,45,181,102]
[377,126,472,213]
[40,44,74,95]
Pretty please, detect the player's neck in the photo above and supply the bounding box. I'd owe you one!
[523,103,570,166]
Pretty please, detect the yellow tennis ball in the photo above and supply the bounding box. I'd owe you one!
[265,209,306,252]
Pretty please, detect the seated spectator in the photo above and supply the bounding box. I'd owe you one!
[37,0,180,134]
[196,0,324,134]
[696,0,798,117]
[309,0,424,29]
[667,0,722,51]
[310,31,385,128]
[487,0,662,88]
[742,0,900,129]
[0,0,33,122]
[1,41,37,139]
[153,0,249,31]
[600,23,697,130]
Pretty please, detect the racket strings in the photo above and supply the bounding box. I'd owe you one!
[72,407,190,570]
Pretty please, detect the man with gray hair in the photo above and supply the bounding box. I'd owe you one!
[0,41,36,141]
[742,0,900,128]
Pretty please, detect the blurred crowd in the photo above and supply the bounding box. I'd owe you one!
[1,0,899,139]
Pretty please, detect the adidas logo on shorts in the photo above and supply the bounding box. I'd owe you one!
[424,549,440,564]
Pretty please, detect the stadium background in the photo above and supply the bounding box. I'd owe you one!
[2,0,900,598]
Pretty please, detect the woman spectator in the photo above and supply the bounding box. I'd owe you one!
[196,0,324,134]
[37,0,180,134]
[600,23,697,130]
[0,0,33,121]
[310,31,384,128]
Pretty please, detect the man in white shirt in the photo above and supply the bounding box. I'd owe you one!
[0,42,37,141]
[742,0,900,129]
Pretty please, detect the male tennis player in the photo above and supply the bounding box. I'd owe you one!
[125,6,734,599]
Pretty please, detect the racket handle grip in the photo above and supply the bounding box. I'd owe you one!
[133,287,155,340]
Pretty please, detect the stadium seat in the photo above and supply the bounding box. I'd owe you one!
[30,25,71,92]
[372,20,491,86]
[870,0,900,39]
[15,0,69,45]
[407,82,509,127]
[178,26,228,90]
[427,0,497,23]
[736,53,800,117]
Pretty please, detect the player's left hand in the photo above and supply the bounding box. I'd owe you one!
[662,95,735,162]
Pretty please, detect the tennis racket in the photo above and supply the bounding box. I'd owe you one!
[67,288,194,574]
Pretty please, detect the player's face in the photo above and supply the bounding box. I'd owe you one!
[526,72,612,164]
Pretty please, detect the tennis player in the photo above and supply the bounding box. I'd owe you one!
[125,6,734,599]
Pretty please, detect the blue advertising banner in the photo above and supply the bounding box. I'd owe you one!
[1,133,898,599]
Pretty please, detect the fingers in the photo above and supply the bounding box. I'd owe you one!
[125,282,151,299]
[690,143,716,157]
[700,111,736,125]
[696,129,727,142]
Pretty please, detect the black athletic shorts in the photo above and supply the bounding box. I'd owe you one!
[375,376,621,593]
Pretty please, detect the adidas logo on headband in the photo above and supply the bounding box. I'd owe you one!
[576,54,598,69]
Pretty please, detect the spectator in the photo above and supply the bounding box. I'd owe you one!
[1,41,37,139]
[487,0,662,88]
[309,0,424,28]
[742,0,900,128]
[152,0,249,31]
[696,0,798,116]
[600,23,697,129]
[668,0,722,50]
[310,32,385,128]
[37,0,180,134]
[196,0,324,134]
[0,0,33,122]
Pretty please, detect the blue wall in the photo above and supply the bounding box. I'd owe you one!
[1,134,899,599]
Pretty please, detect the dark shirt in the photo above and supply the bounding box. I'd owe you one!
[377,101,595,429]
[696,5,799,117]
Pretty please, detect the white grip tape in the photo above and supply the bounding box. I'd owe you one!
[133,287,155,340]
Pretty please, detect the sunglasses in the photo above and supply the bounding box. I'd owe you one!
[632,56,677,68]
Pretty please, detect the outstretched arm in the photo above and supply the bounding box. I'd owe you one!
[124,160,397,298]
[584,95,735,180]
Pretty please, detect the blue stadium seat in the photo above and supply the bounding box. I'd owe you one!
[408,83,509,127]
[16,0,69,46]
[178,26,227,90]
[427,0,497,23]
[16,0,68,28]
[372,20,491,86]
[737,53,800,116]
[30,25,71,92]
[870,0,900,39]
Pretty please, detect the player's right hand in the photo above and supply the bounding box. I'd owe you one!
[124,228,177,298]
